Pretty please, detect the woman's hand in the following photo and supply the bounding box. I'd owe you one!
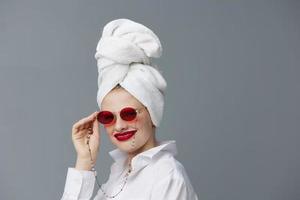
[71,111,100,170]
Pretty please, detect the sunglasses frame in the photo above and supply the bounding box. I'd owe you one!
[97,106,146,125]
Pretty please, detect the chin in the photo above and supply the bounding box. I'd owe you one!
[110,137,134,150]
[111,138,145,154]
[117,142,141,153]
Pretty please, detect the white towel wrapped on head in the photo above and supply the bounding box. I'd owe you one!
[95,18,167,127]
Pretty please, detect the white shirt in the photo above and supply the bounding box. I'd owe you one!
[61,140,199,200]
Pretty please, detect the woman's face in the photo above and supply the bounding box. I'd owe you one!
[100,87,156,156]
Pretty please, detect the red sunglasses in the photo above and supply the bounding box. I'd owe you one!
[97,106,145,125]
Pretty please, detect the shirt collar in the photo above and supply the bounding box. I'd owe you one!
[108,140,178,171]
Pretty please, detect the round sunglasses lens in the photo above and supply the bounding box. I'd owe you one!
[97,111,114,124]
[120,107,137,121]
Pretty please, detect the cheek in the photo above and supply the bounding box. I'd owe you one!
[132,116,152,131]
[128,117,148,129]
[128,118,138,125]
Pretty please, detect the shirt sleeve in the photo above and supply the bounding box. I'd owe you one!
[61,167,96,200]
[150,170,199,200]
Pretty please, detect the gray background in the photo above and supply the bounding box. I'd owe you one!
[0,0,299,199]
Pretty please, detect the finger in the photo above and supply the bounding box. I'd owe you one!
[72,129,87,141]
[86,111,99,131]
[83,111,99,126]
[73,112,98,131]
[82,112,99,129]
[72,125,91,140]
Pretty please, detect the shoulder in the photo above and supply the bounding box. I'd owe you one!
[149,153,199,199]
[151,152,188,183]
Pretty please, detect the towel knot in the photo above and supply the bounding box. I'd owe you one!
[94,18,162,70]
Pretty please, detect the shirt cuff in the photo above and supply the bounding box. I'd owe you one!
[62,167,96,199]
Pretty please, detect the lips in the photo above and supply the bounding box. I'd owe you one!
[114,130,137,141]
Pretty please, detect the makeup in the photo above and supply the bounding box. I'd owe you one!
[114,130,137,141]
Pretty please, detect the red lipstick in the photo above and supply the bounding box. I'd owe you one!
[114,130,137,141]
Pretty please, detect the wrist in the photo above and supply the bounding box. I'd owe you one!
[75,156,95,171]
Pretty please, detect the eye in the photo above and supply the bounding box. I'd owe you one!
[98,111,114,124]
[103,114,114,120]
[120,107,137,121]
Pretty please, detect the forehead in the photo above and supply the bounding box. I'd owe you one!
[100,88,143,111]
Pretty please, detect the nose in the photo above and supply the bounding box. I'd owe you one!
[114,115,129,132]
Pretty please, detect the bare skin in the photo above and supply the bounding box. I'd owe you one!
[71,87,158,171]
[72,111,100,171]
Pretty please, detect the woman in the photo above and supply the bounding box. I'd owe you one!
[61,18,199,200]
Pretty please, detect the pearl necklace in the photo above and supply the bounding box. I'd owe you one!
[86,132,132,199]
